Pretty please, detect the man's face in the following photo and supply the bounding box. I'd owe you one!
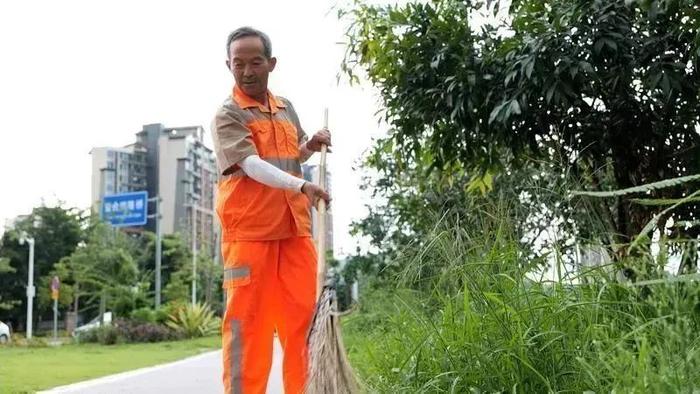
[226,36,276,100]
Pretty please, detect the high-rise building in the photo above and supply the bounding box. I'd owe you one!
[90,145,148,205]
[302,164,334,252]
[91,124,218,256]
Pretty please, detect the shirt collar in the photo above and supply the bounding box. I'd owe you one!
[232,85,286,114]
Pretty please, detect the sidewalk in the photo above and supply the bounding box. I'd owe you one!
[40,341,284,393]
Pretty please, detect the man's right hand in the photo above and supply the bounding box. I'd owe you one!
[301,182,331,209]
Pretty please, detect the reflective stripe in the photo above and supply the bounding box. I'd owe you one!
[230,319,242,394]
[224,157,301,179]
[224,266,250,281]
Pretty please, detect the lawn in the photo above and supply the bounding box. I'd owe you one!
[0,336,221,394]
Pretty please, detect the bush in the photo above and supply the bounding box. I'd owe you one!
[130,307,157,324]
[6,335,49,348]
[75,325,124,345]
[97,324,122,345]
[114,318,181,343]
[155,303,182,325]
[166,303,221,338]
[76,319,180,344]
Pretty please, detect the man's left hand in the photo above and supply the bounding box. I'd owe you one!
[306,129,332,152]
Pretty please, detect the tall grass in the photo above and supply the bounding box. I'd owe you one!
[343,201,700,393]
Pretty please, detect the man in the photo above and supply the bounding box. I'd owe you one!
[211,26,332,394]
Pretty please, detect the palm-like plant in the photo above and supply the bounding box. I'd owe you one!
[166,302,221,338]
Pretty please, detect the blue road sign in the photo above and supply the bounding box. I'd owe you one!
[101,191,148,227]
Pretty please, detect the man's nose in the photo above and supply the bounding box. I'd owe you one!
[243,65,255,77]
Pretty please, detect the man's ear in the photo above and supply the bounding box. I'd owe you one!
[268,57,277,72]
[225,60,231,71]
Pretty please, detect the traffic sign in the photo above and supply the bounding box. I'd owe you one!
[51,276,60,300]
[101,191,148,227]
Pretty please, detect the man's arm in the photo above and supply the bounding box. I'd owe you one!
[299,142,314,163]
[238,155,331,207]
[239,155,305,191]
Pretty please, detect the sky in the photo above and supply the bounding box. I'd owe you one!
[0,0,386,258]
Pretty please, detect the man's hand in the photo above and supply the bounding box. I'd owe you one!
[301,182,331,209]
[305,128,332,152]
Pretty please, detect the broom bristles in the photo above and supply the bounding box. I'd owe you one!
[305,287,361,394]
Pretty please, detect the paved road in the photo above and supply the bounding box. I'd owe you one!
[41,340,284,394]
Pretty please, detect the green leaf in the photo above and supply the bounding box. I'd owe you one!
[509,99,522,115]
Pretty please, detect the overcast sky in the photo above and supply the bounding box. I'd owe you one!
[0,0,386,257]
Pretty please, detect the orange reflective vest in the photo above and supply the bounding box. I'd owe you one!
[212,86,312,241]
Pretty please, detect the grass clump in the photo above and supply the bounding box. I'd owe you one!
[343,204,700,393]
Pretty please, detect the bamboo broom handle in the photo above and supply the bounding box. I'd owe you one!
[316,108,329,299]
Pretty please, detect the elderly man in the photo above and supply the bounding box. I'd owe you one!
[210,26,331,394]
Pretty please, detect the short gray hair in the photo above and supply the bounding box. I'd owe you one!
[226,27,272,59]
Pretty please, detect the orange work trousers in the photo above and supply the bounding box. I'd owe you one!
[221,236,317,394]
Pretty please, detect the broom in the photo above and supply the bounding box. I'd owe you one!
[305,109,361,394]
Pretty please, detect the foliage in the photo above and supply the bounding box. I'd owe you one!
[162,248,224,311]
[341,0,700,262]
[166,302,221,338]
[0,257,19,311]
[0,205,83,327]
[76,319,180,344]
[343,206,700,392]
[130,307,158,324]
[139,232,198,305]
[76,324,124,345]
[115,318,181,343]
[54,219,148,319]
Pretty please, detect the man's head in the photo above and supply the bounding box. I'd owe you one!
[226,27,276,101]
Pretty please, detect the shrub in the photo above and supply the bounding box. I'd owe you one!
[76,324,125,345]
[6,335,49,348]
[114,318,181,343]
[166,302,221,338]
[155,302,182,325]
[130,307,157,324]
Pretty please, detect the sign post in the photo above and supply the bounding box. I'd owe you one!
[51,276,60,340]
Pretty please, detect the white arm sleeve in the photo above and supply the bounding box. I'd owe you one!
[239,155,305,192]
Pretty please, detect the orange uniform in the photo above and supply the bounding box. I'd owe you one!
[212,86,317,393]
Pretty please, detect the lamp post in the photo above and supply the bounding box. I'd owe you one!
[18,233,35,339]
[148,197,163,308]
[191,201,197,305]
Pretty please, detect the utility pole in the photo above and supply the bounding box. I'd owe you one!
[19,234,35,339]
[191,202,197,305]
[148,196,163,308]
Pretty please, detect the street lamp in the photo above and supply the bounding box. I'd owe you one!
[18,232,35,339]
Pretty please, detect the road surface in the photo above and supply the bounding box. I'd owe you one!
[40,340,284,393]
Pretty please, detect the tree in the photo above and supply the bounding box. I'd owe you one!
[0,205,83,329]
[163,250,223,311]
[342,0,700,265]
[0,258,19,311]
[54,219,145,319]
